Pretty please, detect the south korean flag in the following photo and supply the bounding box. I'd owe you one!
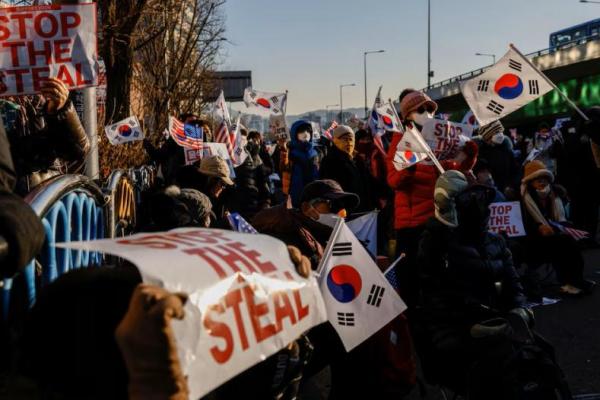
[318,219,407,351]
[460,45,553,126]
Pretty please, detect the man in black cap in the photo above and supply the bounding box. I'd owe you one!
[253,179,359,269]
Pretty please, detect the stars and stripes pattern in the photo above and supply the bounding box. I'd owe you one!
[215,120,234,158]
[169,116,203,149]
[227,212,258,234]
[384,266,400,291]
[549,221,589,241]
[323,121,338,140]
[214,90,234,158]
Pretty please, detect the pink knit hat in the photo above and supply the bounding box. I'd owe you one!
[400,91,438,120]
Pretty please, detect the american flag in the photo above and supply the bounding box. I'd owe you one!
[227,212,258,234]
[169,116,203,149]
[383,253,405,291]
[549,221,589,241]
[323,121,338,140]
[215,120,234,158]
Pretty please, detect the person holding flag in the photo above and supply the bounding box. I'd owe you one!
[385,89,478,307]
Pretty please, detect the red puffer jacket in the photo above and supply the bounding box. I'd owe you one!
[386,133,478,230]
[386,134,438,229]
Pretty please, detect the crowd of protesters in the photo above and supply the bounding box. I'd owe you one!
[2,78,600,399]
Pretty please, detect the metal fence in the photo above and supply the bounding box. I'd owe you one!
[1,167,155,320]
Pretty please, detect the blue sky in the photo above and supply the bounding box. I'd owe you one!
[222,0,598,115]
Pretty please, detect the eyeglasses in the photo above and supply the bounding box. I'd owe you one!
[416,104,436,114]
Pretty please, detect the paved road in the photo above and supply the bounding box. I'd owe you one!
[404,248,600,399]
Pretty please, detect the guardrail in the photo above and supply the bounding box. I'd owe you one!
[1,166,156,320]
[424,34,600,91]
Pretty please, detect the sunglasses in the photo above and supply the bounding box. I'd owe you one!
[309,198,343,213]
[416,104,436,114]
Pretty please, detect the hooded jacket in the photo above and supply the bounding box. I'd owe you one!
[288,120,319,207]
[418,217,526,321]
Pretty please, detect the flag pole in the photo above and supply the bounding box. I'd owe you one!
[387,98,445,174]
[315,217,345,277]
[509,44,589,122]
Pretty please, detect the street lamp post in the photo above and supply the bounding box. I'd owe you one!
[363,50,385,118]
[427,0,432,87]
[475,52,496,65]
[339,83,356,124]
[326,104,339,124]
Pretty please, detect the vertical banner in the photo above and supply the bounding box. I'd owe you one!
[0,4,98,96]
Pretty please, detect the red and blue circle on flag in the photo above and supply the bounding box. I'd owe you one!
[327,264,362,303]
[495,73,524,100]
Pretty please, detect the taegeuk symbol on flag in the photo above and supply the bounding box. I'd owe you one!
[460,45,553,126]
[104,116,144,145]
[243,87,287,115]
[318,219,407,351]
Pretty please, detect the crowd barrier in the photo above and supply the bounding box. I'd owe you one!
[1,167,156,320]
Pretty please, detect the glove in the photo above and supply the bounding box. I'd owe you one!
[115,284,189,400]
[287,245,311,278]
[0,190,45,278]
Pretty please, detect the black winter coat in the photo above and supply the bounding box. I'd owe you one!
[232,152,270,219]
[319,145,376,212]
[0,120,45,278]
[5,98,89,194]
[417,218,526,322]
[473,137,519,192]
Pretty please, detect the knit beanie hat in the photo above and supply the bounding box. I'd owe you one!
[400,91,438,120]
[333,124,354,139]
[434,170,469,227]
[477,120,504,141]
[522,160,554,184]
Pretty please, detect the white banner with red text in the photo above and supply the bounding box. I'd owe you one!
[58,228,327,399]
[0,3,97,96]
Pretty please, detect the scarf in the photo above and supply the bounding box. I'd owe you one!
[521,184,566,226]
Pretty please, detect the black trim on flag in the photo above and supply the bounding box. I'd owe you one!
[477,80,490,92]
[367,284,385,307]
[271,96,279,104]
[528,80,539,95]
[332,242,352,256]
[337,312,355,326]
[486,100,505,115]
[508,59,522,72]
[249,91,256,99]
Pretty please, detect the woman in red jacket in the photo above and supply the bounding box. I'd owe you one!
[386,89,478,307]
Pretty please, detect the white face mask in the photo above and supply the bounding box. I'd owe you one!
[317,213,338,227]
[410,111,434,127]
[297,132,311,142]
[491,132,505,145]
[536,185,551,198]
